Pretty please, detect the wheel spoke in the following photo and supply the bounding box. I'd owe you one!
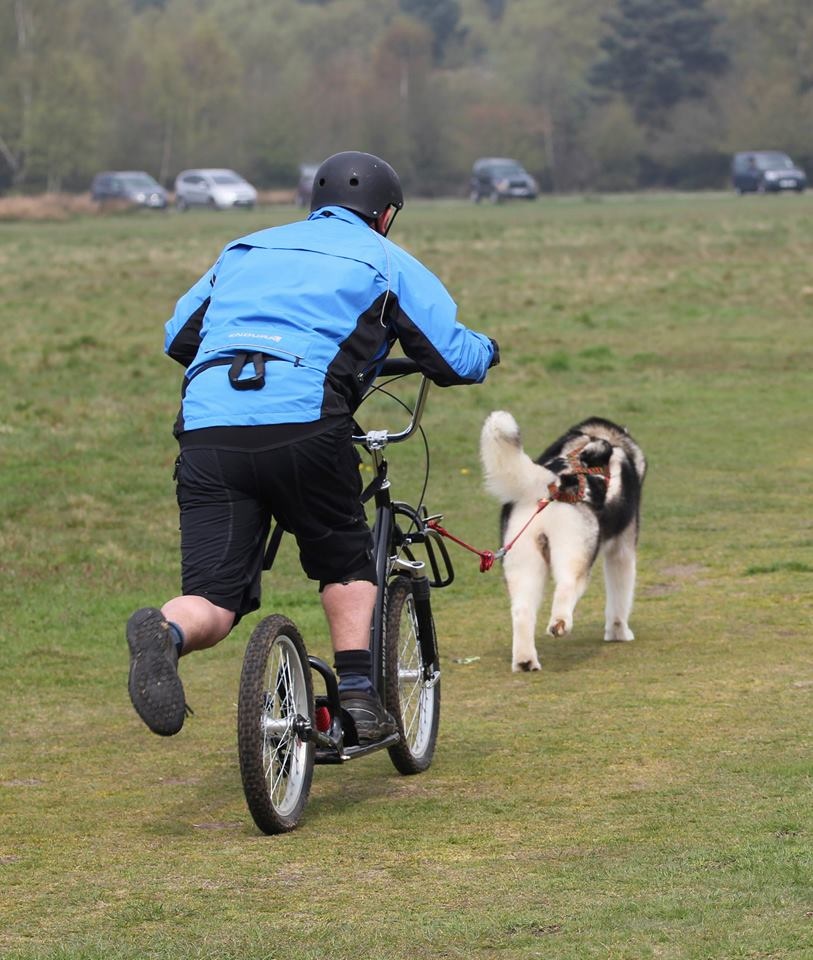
[260,640,307,813]
[397,595,432,751]
[238,615,314,833]
[384,577,440,775]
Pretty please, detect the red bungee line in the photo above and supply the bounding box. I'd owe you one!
[427,498,552,573]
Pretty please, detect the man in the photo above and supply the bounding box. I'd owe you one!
[126,151,498,742]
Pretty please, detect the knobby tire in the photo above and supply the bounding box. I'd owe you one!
[384,576,440,774]
[237,615,314,834]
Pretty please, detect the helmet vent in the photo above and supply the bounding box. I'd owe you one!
[349,177,359,186]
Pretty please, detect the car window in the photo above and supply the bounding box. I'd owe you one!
[211,173,242,185]
[490,163,525,177]
[754,153,793,170]
[475,160,526,177]
[122,173,160,188]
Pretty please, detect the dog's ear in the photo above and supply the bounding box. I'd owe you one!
[580,439,613,469]
[542,456,567,474]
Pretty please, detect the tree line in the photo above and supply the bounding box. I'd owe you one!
[2,0,812,195]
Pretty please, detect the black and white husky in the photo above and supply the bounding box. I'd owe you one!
[480,411,647,672]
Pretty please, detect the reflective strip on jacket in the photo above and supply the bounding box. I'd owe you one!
[164,206,495,431]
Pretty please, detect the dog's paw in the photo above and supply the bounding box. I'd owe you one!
[547,617,571,638]
[604,623,634,642]
[512,658,541,672]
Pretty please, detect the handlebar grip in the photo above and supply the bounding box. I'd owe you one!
[378,357,421,376]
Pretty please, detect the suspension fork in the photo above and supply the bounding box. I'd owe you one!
[368,448,392,694]
[369,484,438,691]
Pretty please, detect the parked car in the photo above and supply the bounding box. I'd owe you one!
[174,168,257,210]
[469,157,538,203]
[90,171,168,208]
[295,164,319,207]
[731,151,807,194]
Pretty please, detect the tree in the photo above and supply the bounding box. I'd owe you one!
[481,0,505,20]
[365,17,451,191]
[399,0,461,61]
[710,0,813,161]
[590,0,728,128]
[0,0,36,185]
[489,0,603,191]
[0,0,126,190]
[27,49,106,190]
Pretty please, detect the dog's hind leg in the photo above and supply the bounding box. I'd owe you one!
[602,528,637,641]
[545,515,596,638]
[546,564,591,638]
[503,537,547,672]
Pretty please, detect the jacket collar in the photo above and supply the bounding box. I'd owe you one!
[308,205,369,227]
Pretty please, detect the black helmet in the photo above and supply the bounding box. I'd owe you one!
[310,151,404,221]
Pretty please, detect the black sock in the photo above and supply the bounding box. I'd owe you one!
[334,649,373,694]
[168,621,185,657]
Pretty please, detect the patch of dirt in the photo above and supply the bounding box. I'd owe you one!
[661,564,708,579]
[192,821,242,830]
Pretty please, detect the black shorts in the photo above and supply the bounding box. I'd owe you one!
[174,421,376,621]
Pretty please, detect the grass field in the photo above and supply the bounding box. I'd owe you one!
[1,193,812,960]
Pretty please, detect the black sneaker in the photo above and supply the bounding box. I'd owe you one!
[126,607,187,736]
[340,690,396,744]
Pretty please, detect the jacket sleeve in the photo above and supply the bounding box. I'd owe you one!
[389,247,496,386]
[163,263,218,368]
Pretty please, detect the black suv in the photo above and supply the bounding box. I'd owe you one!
[731,152,807,194]
[469,157,538,203]
[90,171,168,208]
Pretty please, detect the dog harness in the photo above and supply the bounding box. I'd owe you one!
[428,447,611,572]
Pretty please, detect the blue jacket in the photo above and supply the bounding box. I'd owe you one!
[165,206,495,431]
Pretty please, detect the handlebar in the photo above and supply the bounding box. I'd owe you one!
[353,358,429,449]
[377,357,421,377]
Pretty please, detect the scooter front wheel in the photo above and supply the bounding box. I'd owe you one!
[384,576,440,774]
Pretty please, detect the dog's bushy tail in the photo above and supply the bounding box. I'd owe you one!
[480,410,556,504]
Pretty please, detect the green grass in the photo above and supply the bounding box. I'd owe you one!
[1,194,812,959]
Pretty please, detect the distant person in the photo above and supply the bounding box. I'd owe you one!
[126,151,499,742]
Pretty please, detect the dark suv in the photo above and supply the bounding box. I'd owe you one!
[91,171,168,208]
[731,151,807,194]
[469,157,538,203]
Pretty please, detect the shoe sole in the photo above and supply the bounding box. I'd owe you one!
[356,723,397,744]
[127,608,186,736]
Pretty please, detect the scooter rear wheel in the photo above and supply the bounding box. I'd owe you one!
[238,615,314,834]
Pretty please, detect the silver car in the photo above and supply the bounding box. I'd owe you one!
[174,168,258,210]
